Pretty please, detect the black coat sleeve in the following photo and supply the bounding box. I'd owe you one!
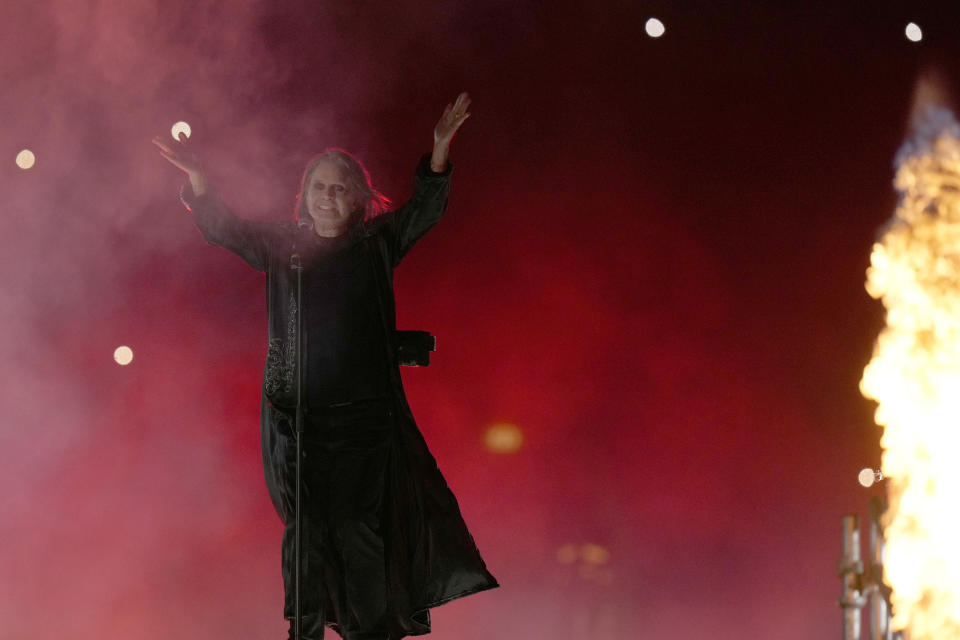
[383,154,452,267]
[180,185,276,272]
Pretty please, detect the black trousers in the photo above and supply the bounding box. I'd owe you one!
[283,399,394,640]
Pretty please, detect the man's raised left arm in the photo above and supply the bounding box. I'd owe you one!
[390,92,472,263]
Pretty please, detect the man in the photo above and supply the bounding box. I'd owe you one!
[154,93,497,640]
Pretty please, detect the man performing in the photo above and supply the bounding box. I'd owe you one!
[153,92,498,640]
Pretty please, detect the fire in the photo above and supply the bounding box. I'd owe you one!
[860,106,960,639]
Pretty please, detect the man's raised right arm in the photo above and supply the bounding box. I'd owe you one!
[153,134,271,272]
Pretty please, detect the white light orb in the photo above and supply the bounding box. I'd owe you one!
[113,345,134,366]
[645,17,665,38]
[905,22,922,43]
[15,149,35,169]
[859,467,879,487]
[171,121,192,141]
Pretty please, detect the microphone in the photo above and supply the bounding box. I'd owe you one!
[291,219,310,270]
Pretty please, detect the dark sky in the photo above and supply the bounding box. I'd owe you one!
[3,1,959,638]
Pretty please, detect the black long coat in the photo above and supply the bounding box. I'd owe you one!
[182,156,497,638]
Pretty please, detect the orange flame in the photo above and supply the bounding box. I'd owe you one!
[860,106,960,639]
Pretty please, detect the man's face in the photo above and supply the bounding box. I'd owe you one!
[306,160,357,237]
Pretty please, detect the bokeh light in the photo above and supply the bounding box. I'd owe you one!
[905,22,922,42]
[483,422,523,453]
[581,543,610,566]
[113,345,134,366]
[645,17,665,38]
[15,149,35,169]
[556,543,614,585]
[171,121,192,141]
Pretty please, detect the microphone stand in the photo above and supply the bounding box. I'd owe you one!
[290,251,311,640]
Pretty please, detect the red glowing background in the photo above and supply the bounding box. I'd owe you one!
[4,1,960,638]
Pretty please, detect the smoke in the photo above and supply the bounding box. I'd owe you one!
[0,1,349,637]
[1,1,932,638]
[0,0,491,636]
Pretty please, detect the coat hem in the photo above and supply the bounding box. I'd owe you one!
[400,580,500,637]
[303,580,500,638]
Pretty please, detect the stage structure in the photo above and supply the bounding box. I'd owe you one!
[838,497,899,640]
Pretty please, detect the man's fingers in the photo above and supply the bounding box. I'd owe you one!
[450,93,471,120]
[152,137,194,173]
[152,137,173,154]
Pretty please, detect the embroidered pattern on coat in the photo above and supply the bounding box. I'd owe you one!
[264,293,297,396]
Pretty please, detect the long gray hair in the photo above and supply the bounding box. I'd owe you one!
[294,148,391,223]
